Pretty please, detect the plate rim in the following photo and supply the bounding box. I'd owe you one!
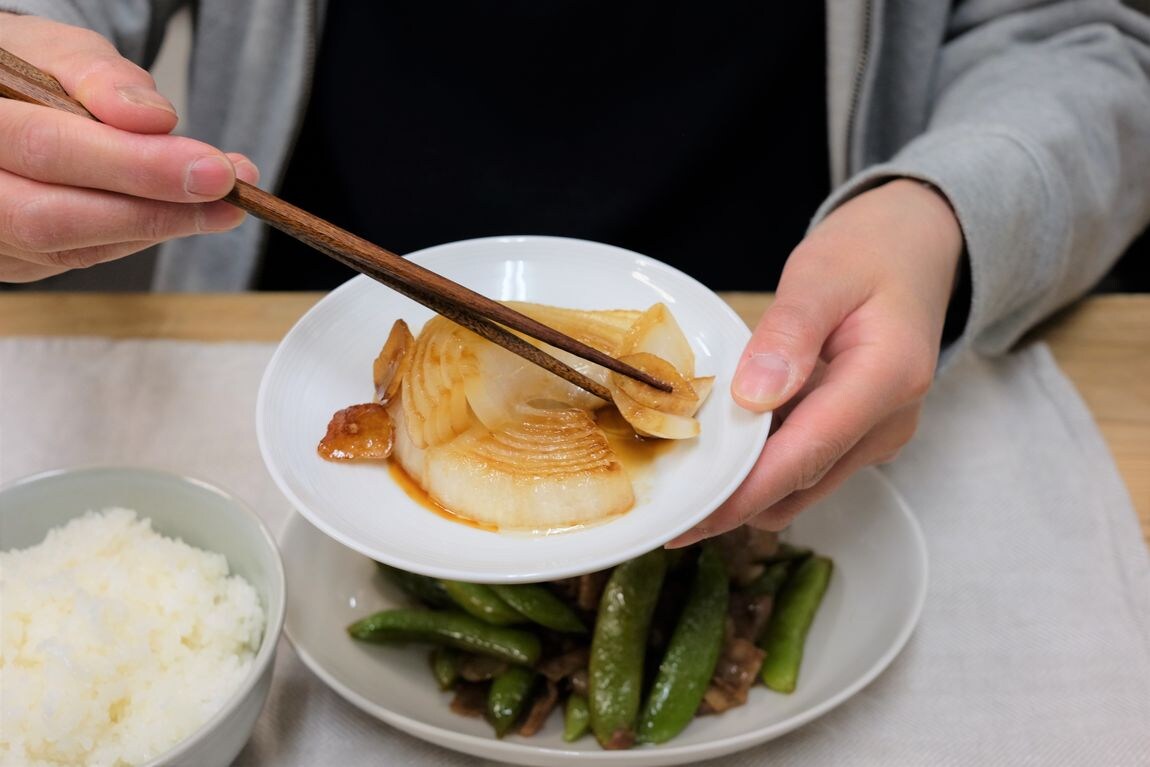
[256,235,773,583]
[280,467,929,765]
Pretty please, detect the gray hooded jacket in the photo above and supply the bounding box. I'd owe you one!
[4,0,1150,360]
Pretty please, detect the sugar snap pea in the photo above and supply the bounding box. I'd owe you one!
[563,693,590,742]
[759,555,833,693]
[637,543,728,743]
[742,560,793,597]
[487,665,536,738]
[347,608,541,666]
[429,646,460,690]
[762,542,813,565]
[490,583,586,634]
[441,580,527,625]
[588,548,668,750]
[376,562,453,608]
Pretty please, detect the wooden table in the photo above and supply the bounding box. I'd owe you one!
[2,292,1147,545]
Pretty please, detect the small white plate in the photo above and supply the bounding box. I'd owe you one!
[281,468,928,767]
[257,236,771,583]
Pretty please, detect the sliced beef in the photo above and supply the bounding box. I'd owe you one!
[698,634,765,715]
[517,679,560,737]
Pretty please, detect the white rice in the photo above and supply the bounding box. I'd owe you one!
[0,508,264,767]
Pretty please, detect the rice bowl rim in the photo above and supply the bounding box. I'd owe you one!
[0,465,287,767]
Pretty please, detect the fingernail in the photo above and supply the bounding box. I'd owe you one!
[233,158,260,184]
[185,155,235,197]
[733,352,791,407]
[116,85,176,115]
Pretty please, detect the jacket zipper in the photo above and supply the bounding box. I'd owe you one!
[842,0,874,177]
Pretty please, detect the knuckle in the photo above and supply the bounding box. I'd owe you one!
[754,300,817,352]
[749,502,801,533]
[64,44,139,82]
[138,207,174,241]
[902,357,936,401]
[5,196,60,252]
[14,113,65,178]
[734,503,763,528]
[68,26,117,53]
[749,301,823,361]
[784,238,824,268]
[794,435,847,490]
[40,242,142,271]
[143,203,197,240]
[885,336,938,403]
[40,247,99,270]
[86,54,147,85]
[893,409,921,445]
[128,199,198,243]
[874,448,902,465]
[871,409,921,466]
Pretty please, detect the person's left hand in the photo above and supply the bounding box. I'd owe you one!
[668,178,964,547]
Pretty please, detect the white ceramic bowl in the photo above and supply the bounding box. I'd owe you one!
[281,468,929,766]
[257,235,772,583]
[0,466,286,767]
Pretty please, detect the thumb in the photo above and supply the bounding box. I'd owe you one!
[1,14,178,134]
[731,279,848,413]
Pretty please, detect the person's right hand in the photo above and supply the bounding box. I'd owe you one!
[0,13,259,282]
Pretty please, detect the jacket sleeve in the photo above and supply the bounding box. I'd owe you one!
[816,1,1150,360]
[0,0,185,67]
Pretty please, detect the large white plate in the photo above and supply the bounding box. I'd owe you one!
[257,236,771,583]
[281,468,929,766]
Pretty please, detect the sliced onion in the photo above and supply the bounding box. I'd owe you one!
[613,352,702,417]
[506,302,639,356]
[388,399,427,484]
[689,377,715,415]
[618,303,695,376]
[463,332,604,431]
[606,352,712,439]
[373,319,415,405]
[611,388,700,439]
[361,302,709,530]
[402,316,475,448]
[421,403,634,531]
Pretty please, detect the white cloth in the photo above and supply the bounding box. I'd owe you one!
[1,338,1147,766]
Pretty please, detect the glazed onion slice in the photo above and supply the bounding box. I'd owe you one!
[505,302,639,358]
[618,303,695,376]
[461,302,640,418]
[607,327,711,440]
[610,381,701,440]
[323,300,709,531]
[613,352,706,417]
[373,319,415,405]
[402,316,475,448]
[387,399,426,483]
[463,337,606,432]
[420,403,635,531]
[688,376,715,412]
[498,302,643,412]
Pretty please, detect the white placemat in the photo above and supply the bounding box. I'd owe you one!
[1,338,1147,766]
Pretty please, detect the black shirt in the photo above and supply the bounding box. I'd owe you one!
[257,1,829,291]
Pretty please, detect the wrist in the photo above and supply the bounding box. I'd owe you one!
[884,177,965,297]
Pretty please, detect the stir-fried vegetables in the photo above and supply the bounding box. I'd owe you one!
[347,527,833,747]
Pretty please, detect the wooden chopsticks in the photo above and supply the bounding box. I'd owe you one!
[0,46,672,401]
